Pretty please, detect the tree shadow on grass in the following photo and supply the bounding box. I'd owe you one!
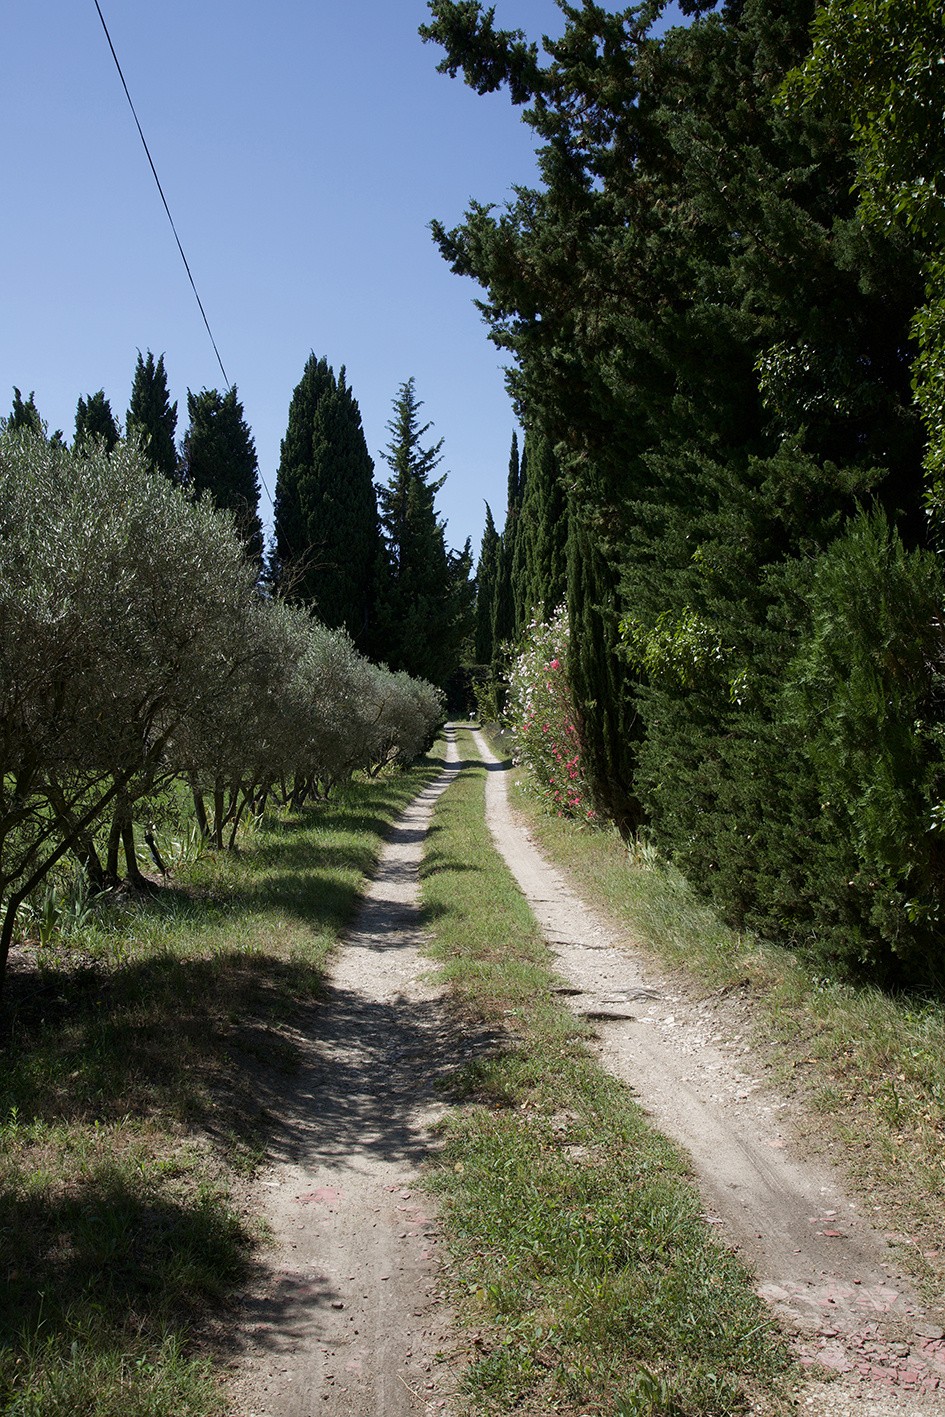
[0,946,507,1378]
[0,751,486,1380]
[0,1165,255,1354]
[1,951,328,1147]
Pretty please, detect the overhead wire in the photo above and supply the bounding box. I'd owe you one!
[92,0,276,516]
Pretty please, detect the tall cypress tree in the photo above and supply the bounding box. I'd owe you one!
[180,386,264,565]
[492,431,523,653]
[515,428,567,622]
[272,354,379,643]
[273,354,334,587]
[127,351,178,481]
[567,503,642,833]
[74,390,119,453]
[6,389,43,436]
[474,503,500,665]
[377,377,472,687]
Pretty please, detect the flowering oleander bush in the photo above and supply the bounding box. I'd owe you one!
[507,607,594,820]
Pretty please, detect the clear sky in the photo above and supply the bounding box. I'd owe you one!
[2,1,589,557]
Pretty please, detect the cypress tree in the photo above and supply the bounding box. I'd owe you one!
[74,390,119,453]
[515,428,567,621]
[272,355,379,644]
[127,351,178,481]
[180,386,264,565]
[6,389,43,436]
[566,504,642,834]
[273,354,333,587]
[474,503,500,665]
[492,431,523,653]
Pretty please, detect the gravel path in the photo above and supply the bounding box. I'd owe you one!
[231,736,463,1417]
[473,728,945,1416]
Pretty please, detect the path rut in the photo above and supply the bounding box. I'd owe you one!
[231,736,463,1417]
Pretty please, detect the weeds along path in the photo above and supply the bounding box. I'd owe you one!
[232,733,463,1417]
[472,730,945,1417]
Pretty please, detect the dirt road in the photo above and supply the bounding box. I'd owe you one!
[473,728,945,1416]
[233,727,945,1415]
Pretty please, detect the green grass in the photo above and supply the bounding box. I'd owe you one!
[0,759,441,1417]
[497,748,945,1304]
[420,730,795,1416]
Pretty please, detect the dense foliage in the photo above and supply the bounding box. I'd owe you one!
[429,0,945,985]
[272,354,381,646]
[74,389,119,452]
[181,385,264,564]
[126,350,178,481]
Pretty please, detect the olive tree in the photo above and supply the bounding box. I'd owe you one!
[0,429,259,993]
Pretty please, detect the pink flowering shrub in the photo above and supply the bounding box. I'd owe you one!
[507,607,594,821]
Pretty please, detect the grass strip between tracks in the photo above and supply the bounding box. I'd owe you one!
[0,758,442,1417]
[420,729,796,1417]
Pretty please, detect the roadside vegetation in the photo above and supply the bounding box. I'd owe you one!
[442,0,945,996]
[420,730,796,1416]
[0,760,440,1417]
[498,742,945,1310]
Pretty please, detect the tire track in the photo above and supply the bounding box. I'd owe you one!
[473,728,945,1416]
[233,733,463,1417]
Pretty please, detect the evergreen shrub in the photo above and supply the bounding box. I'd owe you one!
[784,509,945,983]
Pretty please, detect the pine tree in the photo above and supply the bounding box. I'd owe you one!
[180,386,264,565]
[272,354,379,643]
[377,378,472,687]
[127,351,178,481]
[74,390,119,453]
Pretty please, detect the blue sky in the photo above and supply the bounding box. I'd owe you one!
[2,1,584,555]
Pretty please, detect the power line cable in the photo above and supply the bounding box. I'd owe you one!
[93,0,229,388]
[92,0,276,518]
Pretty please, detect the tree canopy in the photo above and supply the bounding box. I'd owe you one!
[376,377,474,691]
[127,350,178,481]
[74,390,119,453]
